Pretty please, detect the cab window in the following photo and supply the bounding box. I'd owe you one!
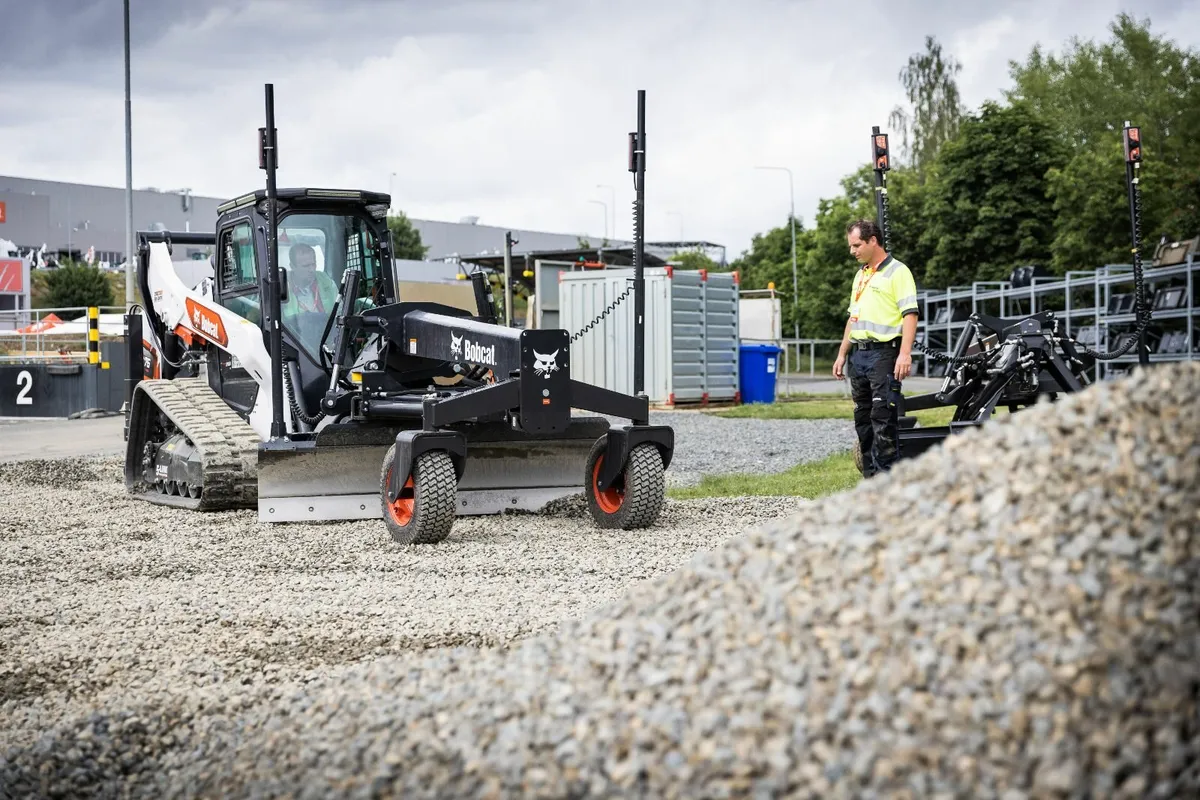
[217,221,261,325]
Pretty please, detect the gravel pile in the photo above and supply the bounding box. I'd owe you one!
[646,411,853,487]
[5,364,1198,798]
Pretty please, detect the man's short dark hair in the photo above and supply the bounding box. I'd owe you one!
[846,218,883,246]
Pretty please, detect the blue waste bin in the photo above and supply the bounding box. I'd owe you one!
[738,343,783,404]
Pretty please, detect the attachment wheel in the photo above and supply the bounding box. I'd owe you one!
[380,445,458,544]
[584,434,665,530]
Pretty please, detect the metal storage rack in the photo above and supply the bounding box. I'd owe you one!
[915,252,1198,382]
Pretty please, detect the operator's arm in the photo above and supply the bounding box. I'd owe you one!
[893,265,920,380]
[895,312,917,380]
[833,317,853,380]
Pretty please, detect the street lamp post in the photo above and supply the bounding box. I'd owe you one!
[124,0,135,307]
[667,211,684,241]
[596,184,616,240]
[755,165,798,339]
[587,199,608,241]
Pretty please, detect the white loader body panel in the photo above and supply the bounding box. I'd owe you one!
[145,240,277,440]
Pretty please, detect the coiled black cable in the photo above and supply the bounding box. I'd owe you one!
[284,362,326,428]
[566,197,642,343]
[570,282,634,343]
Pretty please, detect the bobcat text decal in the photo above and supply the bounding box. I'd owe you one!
[452,332,496,367]
[185,298,229,347]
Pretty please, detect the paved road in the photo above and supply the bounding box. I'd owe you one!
[0,415,127,462]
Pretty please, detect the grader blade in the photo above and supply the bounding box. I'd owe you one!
[255,418,607,523]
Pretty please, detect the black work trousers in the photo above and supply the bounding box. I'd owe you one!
[848,345,902,477]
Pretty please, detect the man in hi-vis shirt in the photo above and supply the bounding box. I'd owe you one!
[832,219,919,477]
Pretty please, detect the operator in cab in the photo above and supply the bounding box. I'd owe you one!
[282,243,339,351]
[831,219,919,478]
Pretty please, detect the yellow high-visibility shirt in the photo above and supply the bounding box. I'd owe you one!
[845,255,919,341]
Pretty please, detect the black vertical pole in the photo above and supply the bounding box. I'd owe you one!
[1123,121,1150,367]
[631,89,647,396]
[262,84,286,438]
[871,126,891,251]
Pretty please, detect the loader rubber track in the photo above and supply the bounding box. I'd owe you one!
[125,378,261,511]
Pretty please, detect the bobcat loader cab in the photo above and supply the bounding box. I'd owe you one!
[201,188,394,431]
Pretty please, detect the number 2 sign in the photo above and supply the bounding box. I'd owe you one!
[15,370,33,405]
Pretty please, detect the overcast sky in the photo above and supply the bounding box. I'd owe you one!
[1,0,1197,258]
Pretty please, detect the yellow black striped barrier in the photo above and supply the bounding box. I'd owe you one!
[86,307,110,368]
[87,307,99,364]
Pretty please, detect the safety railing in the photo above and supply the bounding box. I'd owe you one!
[0,306,127,363]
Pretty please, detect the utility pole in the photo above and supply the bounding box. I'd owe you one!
[755,165,798,338]
[124,0,135,307]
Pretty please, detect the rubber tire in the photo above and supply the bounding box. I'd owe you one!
[584,435,666,530]
[380,446,457,545]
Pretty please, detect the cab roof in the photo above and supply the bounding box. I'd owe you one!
[216,188,391,216]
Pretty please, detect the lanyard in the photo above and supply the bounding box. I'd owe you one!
[297,279,325,313]
[853,265,880,304]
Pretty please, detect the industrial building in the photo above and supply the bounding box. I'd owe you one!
[0,174,612,269]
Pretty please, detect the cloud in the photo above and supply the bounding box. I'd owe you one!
[0,0,1196,259]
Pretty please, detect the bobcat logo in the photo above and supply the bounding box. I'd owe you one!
[450,332,463,357]
[533,349,559,379]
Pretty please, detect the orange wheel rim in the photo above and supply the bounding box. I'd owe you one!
[387,469,415,526]
[592,455,624,513]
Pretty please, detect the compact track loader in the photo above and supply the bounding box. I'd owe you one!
[122,85,672,543]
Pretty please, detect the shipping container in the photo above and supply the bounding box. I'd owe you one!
[559,266,740,406]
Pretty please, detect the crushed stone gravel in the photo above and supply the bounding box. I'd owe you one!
[0,454,806,766]
[4,364,1197,798]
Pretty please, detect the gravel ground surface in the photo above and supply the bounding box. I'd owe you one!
[0,451,809,763]
[3,362,1196,799]
[647,411,854,487]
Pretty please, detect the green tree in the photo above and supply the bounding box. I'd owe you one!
[669,249,719,272]
[881,165,937,285]
[1044,130,1174,271]
[729,216,813,335]
[388,211,428,260]
[888,35,966,172]
[43,261,115,318]
[796,181,877,339]
[921,101,1068,288]
[1007,13,1200,237]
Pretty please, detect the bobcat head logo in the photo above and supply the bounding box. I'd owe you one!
[533,349,559,378]
[450,332,463,357]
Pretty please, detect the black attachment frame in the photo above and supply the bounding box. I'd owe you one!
[321,267,362,411]
[629,89,647,396]
[470,270,498,325]
[260,83,285,439]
